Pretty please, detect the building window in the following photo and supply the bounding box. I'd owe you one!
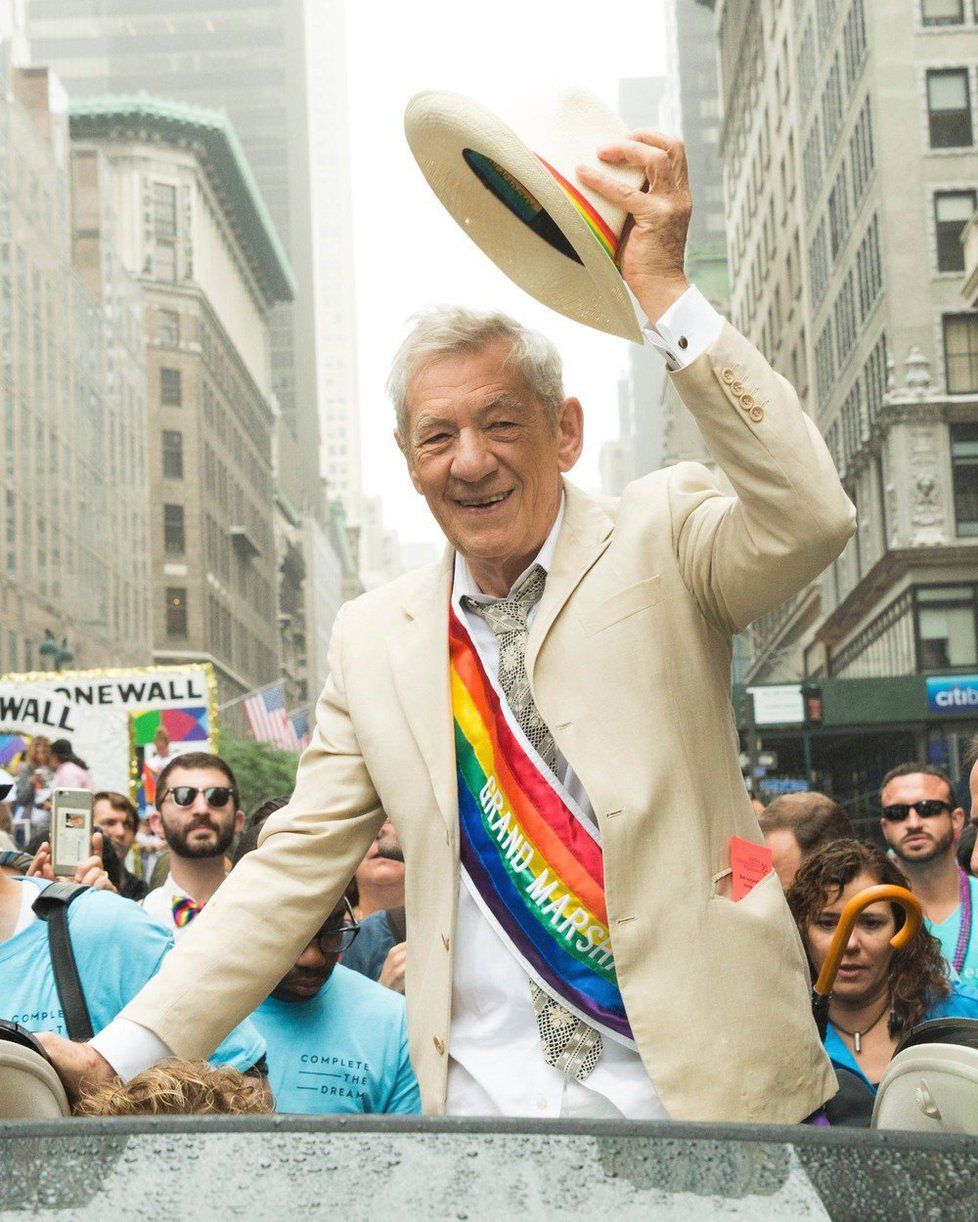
[927,68,973,148]
[153,240,177,284]
[922,0,964,24]
[809,219,829,307]
[916,587,978,668]
[842,0,867,89]
[166,588,188,637]
[158,309,180,346]
[162,430,183,479]
[815,321,836,408]
[864,331,888,428]
[934,190,977,272]
[951,423,978,535]
[850,96,875,207]
[828,164,850,260]
[944,313,978,392]
[160,367,182,407]
[163,504,185,555]
[803,120,823,213]
[856,213,883,321]
[822,54,844,154]
[153,182,177,238]
[834,272,858,366]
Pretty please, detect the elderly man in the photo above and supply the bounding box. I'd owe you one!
[42,132,852,1123]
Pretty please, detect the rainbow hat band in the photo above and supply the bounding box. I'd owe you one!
[462,149,620,266]
[405,87,645,342]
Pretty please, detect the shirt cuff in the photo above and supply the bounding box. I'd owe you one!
[89,1017,173,1082]
[643,285,724,371]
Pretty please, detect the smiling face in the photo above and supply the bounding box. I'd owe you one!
[396,339,584,596]
[879,772,962,866]
[805,872,897,1005]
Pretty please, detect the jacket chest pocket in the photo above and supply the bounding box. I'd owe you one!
[579,575,662,636]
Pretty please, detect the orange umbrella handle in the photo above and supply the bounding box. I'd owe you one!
[813,884,923,998]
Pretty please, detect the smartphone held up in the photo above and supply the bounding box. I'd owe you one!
[50,789,95,878]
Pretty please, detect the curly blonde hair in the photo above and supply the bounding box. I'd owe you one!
[74,1060,272,1117]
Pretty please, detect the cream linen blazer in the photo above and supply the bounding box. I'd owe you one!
[122,323,854,1123]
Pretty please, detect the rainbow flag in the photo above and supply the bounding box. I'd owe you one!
[450,607,633,1044]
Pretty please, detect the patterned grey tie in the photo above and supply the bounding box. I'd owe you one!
[462,564,603,1082]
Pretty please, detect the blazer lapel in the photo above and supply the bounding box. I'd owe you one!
[388,548,458,840]
[526,480,615,676]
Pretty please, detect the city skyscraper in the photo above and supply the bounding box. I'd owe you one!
[716,0,978,735]
[25,0,361,527]
[27,0,363,705]
[1,46,152,674]
[70,96,289,706]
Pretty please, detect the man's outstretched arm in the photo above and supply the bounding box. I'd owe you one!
[42,602,385,1099]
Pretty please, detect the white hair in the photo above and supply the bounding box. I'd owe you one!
[387,305,565,438]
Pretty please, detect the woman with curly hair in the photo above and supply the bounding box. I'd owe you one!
[787,839,978,1098]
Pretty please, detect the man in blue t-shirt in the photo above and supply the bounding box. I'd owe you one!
[880,762,978,986]
[0,847,265,1075]
[234,827,419,1115]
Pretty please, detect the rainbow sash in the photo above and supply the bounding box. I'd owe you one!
[450,607,633,1045]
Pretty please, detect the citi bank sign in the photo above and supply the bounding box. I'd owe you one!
[927,676,978,714]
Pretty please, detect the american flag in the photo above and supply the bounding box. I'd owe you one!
[289,707,311,752]
[244,682,295,751]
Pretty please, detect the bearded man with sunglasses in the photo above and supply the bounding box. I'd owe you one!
[879,762,977,986]
[142,753,244,941]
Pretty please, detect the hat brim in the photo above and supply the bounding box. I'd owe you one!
[405,92,643,343]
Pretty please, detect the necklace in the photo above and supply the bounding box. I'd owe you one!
[953,866,972,975]
[830,998,891,1054]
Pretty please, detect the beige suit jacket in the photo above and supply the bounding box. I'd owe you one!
[122,322,854,1123]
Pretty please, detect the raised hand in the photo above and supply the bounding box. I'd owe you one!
[27,830,117,892]
[577,130,692,324]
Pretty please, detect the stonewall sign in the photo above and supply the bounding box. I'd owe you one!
[0,664,216,794]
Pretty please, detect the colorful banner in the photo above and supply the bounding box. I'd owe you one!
[0,664,217,798]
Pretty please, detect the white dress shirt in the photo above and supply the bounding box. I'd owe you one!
[90,286,723,1093]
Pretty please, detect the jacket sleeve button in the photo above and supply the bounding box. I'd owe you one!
[721,366,735,384]
[731,379,745,396]
[749,405,765,423]
[740,393,755,411]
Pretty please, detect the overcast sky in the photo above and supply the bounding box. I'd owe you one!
[345,1,668,547]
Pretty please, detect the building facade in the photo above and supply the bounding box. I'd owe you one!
[69,96,291,706]
[717,0,978,777]
[0,51,151,673]
[27,0,362,705]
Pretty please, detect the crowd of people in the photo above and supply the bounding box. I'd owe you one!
[0,747,418,1117]
[2,737,977,1125]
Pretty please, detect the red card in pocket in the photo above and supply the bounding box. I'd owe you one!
[730,836,773,901]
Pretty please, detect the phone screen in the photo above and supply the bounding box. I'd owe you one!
[55,801,91,868]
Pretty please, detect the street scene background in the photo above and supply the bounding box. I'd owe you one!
[2,0,978,828]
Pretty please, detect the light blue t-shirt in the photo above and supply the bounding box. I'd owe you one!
[251,963,420,1115]
[824,979,978,1092]
[1,877,265,1074]
[926,874,978,989]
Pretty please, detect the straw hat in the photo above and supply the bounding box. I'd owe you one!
[404,85,646,342]
[0,1022,71,1119]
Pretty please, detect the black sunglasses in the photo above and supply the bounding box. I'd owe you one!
[316,897,361,954]
[881,799,953,822]
[159,785,236,810]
